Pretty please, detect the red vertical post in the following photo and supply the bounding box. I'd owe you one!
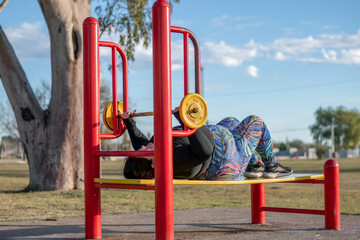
[83,17,102,239]
[111,47,118,134]
[152,1,174,240]
[251,183,265,224]
[324,159,341,230]
[183,33,189,95]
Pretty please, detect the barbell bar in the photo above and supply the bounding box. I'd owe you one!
[103,93,208,131]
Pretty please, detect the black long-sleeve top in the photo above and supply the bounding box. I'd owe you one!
[123,112,215,179]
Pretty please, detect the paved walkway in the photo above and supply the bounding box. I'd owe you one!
[1,208,359,239]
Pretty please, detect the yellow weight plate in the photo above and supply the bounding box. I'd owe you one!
[103,101,124,131]
[179,93,208,129]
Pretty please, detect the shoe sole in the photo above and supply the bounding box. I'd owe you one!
[263,170,293,179]
[244,172,263,178]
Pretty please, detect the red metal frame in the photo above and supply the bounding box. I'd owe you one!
[83,17,101,239]
[152,1,174,239]
[83,1,340,239]
[99,40,128,140]
[324,159,341,229]
[94,183,155,191]
[251,159,340,230]
[83,1,203,238]
[251,183,265,224]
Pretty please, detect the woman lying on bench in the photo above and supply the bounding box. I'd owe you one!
[121,108,293,180]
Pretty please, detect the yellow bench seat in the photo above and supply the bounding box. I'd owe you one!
[94,173,324,186]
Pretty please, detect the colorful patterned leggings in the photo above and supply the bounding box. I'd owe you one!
[199,115,277,180]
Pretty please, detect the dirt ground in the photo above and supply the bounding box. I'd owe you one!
[1,208,359,240]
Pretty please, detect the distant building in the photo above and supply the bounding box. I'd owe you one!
[275,150,290,159]
[274,147,318,159]
[308,148,317,159]
[0,136,25,160]
[339,149,358,158]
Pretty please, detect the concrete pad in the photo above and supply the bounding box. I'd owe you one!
[0,208,359,239]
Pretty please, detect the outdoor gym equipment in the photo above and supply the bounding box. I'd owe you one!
[83,1,340,239]
[103,93,208,132]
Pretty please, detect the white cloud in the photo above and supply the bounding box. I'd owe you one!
[204,40,259,67]
[201,29,360,67]
[4,22,50,59]
[298,57,324,63]
[270,29,360,65]
[128,43,153,72]
[319,29,360,48]
[339,49,360,64]
[321,48,337,61]
[211,15,264,30]
[245,65,259,78]
[272,35,322,54]
[274,52,287,60]
[298,48,360,64]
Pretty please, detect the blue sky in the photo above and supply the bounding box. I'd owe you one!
[0,0,359,143]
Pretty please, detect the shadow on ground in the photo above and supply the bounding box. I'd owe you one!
[0,208,359,240]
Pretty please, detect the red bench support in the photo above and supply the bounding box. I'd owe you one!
[251,183,265,224]
[324,159,341,230]
[250,159,340,230]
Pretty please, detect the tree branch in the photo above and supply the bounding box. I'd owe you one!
[0,26,42,124]
[0,0,10,13]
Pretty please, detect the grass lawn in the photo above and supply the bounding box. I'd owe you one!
[0,158,359,222]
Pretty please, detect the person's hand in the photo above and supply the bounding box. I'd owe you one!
[121,110,136,121]
[173,106,179,113]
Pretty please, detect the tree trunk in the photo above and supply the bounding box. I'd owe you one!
[0,0,90,190]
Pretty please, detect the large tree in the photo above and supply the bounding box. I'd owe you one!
[0,0,153,191]
[309,106,360,151]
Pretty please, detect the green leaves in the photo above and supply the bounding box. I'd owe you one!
[310,106,360,150]
[94,0,179,61]
[94,0,152,61]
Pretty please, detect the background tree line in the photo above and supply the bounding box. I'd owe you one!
[273,106,360,159]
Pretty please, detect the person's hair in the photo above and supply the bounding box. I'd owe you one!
[123,157,154,179]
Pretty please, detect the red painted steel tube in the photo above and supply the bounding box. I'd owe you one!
[183,32,189,95]
[95,184,155,191]
[262,207,325,215]
[170,26,202,94]
[279,179,325,184]
[83,17,102,239]
[99,41,129,112]
[152,1,174,239]
[100,133,124,139]
[172,128,196,137]
[324,159,341,230]
[251,183,265,224]
[98,41,128,138]
[111,46,118,133]
[169,26,202,137]
[95,150,154,157]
